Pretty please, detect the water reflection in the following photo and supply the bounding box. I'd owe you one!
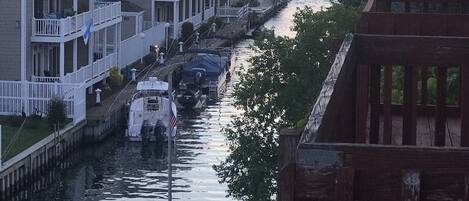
[31,0,326,200]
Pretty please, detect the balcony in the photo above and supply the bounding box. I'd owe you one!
[31,53,118,88]
[31,2,122,43]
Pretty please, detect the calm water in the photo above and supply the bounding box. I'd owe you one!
[33,0,328,200]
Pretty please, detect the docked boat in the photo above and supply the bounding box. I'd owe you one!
[177,48,234,109]
[127,77,177,143]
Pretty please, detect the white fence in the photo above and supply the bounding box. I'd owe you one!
[120,23,166,67]
[32,1,121,37]
[0,81,86,123]
[204,7,216,20]
[217,4,249,18]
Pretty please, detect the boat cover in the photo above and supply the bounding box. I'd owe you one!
[182,55,228,77]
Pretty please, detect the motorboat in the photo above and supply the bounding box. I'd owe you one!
[177,48,234,109]
[126,77,177,143]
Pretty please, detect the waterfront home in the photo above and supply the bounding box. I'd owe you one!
[0,0,219,124]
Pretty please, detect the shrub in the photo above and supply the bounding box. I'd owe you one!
[48,96,66,126]
[181,22,194,42]
[109,66,123,87]
[7,115,25,127]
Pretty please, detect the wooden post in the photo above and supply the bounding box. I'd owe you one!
[464,174,469,201]
[355,64,369,144]
[369,65,381,144]
[278,128,301,201]
[402,170,420,201]
[0,124,2,169]
[383,65,393,144]
[461,66,469,147]
[403,66,417,145]
[335,167,354,201]
[421,66,428,106]
[435,66,447,146]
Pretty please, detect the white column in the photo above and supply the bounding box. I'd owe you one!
[20,0,26,81]
[73,39,78,72]
[135,16,139,34]
[20,0,28,114]
[104,28,108,70]
[182,0,186,20]
[189,0,193,17]
[195,0,198,14]
[151,0,155,26]
[73,0,78,11]
[116,23,119,67]
[59,42,65,80]
[173,1,179,38]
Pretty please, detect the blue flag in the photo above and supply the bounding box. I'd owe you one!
[82,18,93,45]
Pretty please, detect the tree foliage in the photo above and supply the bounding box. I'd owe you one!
[48,96,66,127]
[214,3,360,201]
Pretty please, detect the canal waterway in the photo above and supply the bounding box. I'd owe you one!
[32,0,328,200]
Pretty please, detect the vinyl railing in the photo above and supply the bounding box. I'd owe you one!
[217,4,249,18]
[204,7,216,19]
[32,1,121,37]
[31,76,61,83]
[0,81,86,123]
[63,52,118,84]
[120,24,166,67]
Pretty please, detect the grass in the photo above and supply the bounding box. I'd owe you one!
[0,116,71,161]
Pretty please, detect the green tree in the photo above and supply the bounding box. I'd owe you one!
[214,3,360,201]
[48,96,66,127]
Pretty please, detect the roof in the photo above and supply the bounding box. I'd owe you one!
[137,77,168,91]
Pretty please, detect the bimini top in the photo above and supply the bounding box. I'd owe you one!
[183,54,228,77]
[137,77,168,91]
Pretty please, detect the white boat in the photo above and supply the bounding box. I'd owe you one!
[126,77,177,142]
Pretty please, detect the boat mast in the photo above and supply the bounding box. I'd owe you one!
[167,71,173,201]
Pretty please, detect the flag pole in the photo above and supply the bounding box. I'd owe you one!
[167,71,173,201]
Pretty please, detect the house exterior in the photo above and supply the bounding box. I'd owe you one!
[0,0,226,124]
[0,0,122,123]
[278,0,469,200]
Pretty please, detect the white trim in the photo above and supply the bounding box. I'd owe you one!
[122,11,144,16]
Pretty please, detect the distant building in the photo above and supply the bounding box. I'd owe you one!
[278,0,469,200]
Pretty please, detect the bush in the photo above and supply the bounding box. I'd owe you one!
[109,66,123,87]
[181,22,194,42]
[48,96,66,126]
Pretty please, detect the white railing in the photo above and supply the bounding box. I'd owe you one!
[0,81,86,123]
[120,23,166,67]
[192,12,203,27]
[217,4,249,18]
[32,1,121,37]
[204,7,216,20]
[31,76,61,83]
[63,52,118,85]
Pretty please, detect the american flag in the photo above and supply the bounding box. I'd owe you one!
[169,106,177,131]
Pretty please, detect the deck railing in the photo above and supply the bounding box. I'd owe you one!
[0,81,86,123]
[32,1,121,37]
[217,4,249,18]
[63,52,118,85]
[204,7,216,20]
